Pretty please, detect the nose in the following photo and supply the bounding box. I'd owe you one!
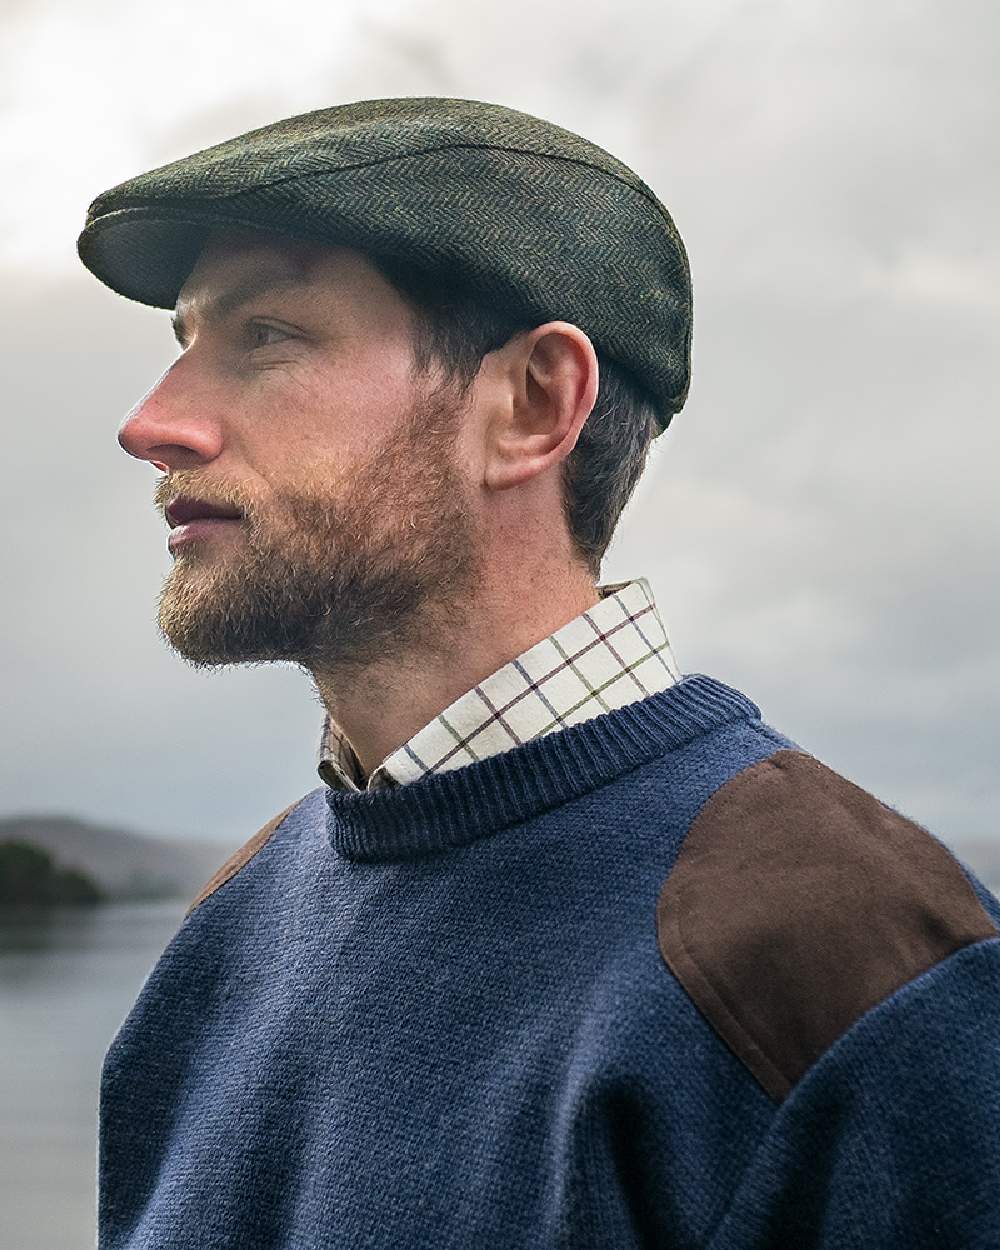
[117,357,224,470]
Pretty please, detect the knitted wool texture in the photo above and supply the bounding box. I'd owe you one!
[97,675,1000,1249]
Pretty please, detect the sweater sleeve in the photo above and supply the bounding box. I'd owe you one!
[704,935,1000,1250]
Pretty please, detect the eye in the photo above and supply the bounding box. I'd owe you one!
[244,322,290,349]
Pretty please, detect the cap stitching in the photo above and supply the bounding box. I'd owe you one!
[95,139,685,248]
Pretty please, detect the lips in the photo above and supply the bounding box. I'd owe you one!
[166,496,244,528]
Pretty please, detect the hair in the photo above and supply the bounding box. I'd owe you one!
[365,254,663,582]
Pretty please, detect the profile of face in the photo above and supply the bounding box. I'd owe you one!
[116,226,484,678]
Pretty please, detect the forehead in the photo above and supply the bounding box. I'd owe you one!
[170,227,416,352]
[178,226,332,299]
[171,229,399,349]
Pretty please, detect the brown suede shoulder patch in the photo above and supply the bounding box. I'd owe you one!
[185,798,302,917]
[656,749,998,1103]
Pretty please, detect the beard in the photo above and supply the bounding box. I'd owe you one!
[153,383,483,680]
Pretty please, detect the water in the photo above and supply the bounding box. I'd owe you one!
[0,900,189,1250]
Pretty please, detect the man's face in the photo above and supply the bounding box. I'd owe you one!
[117,226,484,677]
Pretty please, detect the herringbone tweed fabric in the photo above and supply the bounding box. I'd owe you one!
[76,96,692,432]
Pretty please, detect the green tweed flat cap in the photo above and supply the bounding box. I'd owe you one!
[76,96,692,432]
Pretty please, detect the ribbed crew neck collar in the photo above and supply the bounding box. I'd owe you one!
[325,674,760,863]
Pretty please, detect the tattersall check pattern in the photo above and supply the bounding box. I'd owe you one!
[317,576,681,792]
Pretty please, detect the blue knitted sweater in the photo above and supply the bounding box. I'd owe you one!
[98,674,1000,1249]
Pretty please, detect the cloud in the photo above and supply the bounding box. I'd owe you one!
[2,0,997,846]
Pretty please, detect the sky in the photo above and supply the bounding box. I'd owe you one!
[2,0,997,850]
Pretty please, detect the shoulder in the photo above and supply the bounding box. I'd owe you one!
[185,797,304,917]
[655,747,999,1103]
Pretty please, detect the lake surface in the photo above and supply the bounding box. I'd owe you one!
[0,900,189,1250]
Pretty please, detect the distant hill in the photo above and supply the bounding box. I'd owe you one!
[0,840,104,905]
[0,814,235,903]
[1,813,996,906]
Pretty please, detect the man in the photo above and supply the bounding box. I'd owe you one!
[77,97,1000,1249]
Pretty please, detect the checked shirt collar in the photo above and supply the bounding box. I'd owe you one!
[316,576,681,793]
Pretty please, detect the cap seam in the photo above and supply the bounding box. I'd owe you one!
[91,139,684,245]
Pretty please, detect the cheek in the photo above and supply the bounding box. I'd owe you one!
[322,356,422,450]
[248,341,421,467]
[271,402,394,489]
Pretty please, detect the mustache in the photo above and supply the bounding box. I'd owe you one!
[153,478,251,520]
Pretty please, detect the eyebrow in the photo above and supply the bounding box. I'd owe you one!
[170,272,311,348]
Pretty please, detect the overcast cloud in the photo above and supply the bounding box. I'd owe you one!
[1,0,996,849]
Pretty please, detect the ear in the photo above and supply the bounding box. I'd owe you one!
[484,321,599,491]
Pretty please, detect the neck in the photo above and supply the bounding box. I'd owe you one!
[311,569,602,779]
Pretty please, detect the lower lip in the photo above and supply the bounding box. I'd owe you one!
[167,518,243,551]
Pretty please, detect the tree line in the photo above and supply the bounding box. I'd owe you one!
[0,840,104,905]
